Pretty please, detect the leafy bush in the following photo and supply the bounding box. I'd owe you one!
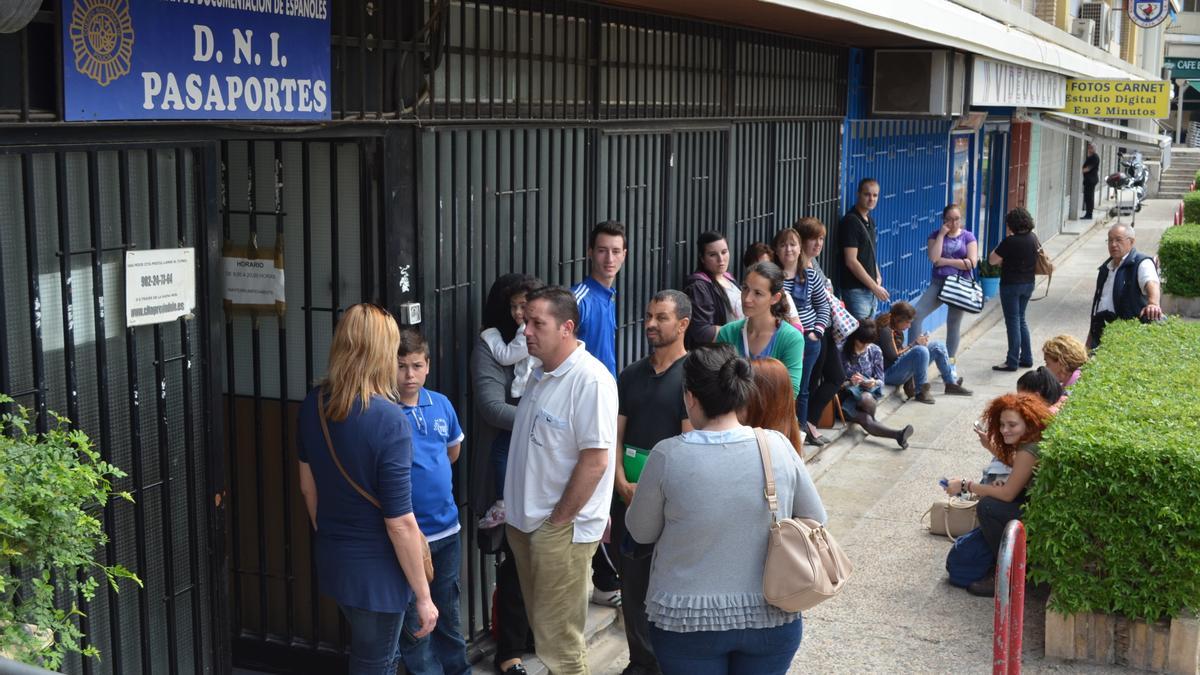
[0,395,140,668]
[977,260,1001,278]
[1025,319,1200,621]
[1183,190,1200,225]
[1193,168,1200,188]
[1159,223,1200,297]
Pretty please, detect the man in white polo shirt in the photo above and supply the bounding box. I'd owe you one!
[505,286,618,675]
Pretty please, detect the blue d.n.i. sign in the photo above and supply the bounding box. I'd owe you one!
[62,0,331,121]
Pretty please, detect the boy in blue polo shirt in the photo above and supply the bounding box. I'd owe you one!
[396,329,470,675]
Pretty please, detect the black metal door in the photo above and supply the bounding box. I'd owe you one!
[0,143,225,674]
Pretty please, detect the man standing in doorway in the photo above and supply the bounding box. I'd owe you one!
[839,178,889,320]
[571,220,628,606]
[612,290,693,675]
[506,287,619,675]
[1082,142,1100,220]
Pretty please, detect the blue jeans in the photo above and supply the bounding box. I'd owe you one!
[909,276,966,358]
[841,287,877,321]
[999,282,1035,367]
[927,341,957,384]
[795,335,823,430]
[649,619,802,675]
[338,605,405,675]
[400,535,471,675]
[883,346,930,387]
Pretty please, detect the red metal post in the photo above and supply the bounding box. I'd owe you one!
[993,520,1026,675]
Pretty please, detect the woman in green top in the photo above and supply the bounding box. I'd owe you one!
[944,391,1051,597]
[716,261,805,398]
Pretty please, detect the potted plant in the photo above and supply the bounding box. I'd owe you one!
[0,394,141,669]
[978,260,1001,300]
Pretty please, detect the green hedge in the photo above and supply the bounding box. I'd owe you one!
[1184,191,1200,225]
[1194,168,1200,187]
[1160,223,1200,297]
[1025,319,1200,621]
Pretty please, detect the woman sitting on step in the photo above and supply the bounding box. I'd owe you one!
[838,319,914,450]
[945,392,1051,597]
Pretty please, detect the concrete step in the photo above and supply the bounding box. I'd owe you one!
[472,603,624,674]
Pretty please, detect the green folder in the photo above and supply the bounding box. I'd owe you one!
[623,444,650,484]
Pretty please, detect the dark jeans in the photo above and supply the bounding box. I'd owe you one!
[338,604,405,675]
[807,331,847,428]
[400,535,471,675]
[1087,310,1119,349]
[649,619,802,675]
[1083,180,1097,217]
[978,495,1027,559]
[620,540,660,672]
[795,334,823,431]
[491,431,511,497]
[999,282,1034,367]
[494,539,534,667]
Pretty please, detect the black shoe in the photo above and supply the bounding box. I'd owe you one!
[896,425,913,450]
[967,576,996,597]
[500,663,529,674]
[1018,362,1034,368]
[805,433,828,447]
[992,364,1018,372]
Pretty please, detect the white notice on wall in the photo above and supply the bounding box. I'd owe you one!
[222,256,286,306]
[125,248,196,327]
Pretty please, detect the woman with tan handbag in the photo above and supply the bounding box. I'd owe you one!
[296,303,438,674]
[626,344,827,675]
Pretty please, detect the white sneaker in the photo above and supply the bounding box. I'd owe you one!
[591,587,622,608]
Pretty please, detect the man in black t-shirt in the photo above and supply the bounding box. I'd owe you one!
[1081,143,1100,220]
[613,289,692,675]
[838,178,888,319]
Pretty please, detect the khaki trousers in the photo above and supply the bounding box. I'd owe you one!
[507,521,598,675]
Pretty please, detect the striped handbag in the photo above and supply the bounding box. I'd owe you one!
[937,271,984,314]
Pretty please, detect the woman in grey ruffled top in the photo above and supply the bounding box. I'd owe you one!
[626,344,827,674]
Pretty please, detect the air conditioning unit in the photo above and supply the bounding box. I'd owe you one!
[872,49,966,117]
[1079,1,1111,48]
[1071,18,1095,44]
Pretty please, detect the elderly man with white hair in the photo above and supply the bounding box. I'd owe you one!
[1087,223,1163,349]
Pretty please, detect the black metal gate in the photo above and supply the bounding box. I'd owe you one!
[0,143,224,674]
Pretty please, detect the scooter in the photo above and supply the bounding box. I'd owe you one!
[1106,151,1149,218]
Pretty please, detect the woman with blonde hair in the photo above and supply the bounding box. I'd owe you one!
[740,357,805,453]
[297,303,438,674]
[1042,334,1088,388]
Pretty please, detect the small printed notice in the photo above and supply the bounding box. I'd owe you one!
[222,250,285,314]
[125,248,196,327]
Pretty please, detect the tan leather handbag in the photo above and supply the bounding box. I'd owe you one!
[921,495,979,541]
[754,428,852,612]
[318,394,435,583]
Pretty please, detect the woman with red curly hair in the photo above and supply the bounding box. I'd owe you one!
[944,392,1051,596]
[740,358,805,454]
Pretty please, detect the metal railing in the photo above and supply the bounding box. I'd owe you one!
[993,519,1027,675]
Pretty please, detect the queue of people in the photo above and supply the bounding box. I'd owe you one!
[291,185,1169,673]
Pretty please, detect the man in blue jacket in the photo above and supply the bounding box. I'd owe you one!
[571,220,628,606]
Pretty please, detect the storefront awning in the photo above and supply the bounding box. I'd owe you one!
[1019,111,1172,162]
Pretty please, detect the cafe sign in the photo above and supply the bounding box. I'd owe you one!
[62,0,331,121]
[1059,79,1170,119]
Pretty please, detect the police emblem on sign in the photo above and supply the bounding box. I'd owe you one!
[69,0,134,86]
[1129,0,1169,28]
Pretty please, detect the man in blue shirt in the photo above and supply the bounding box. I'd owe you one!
[396,329,471,675]
[572,221,628,379]
[570,220,628,606]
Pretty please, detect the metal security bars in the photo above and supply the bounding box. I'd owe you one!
[0,1,846,124]
[0,144,221,674]
[219,137,386,668]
